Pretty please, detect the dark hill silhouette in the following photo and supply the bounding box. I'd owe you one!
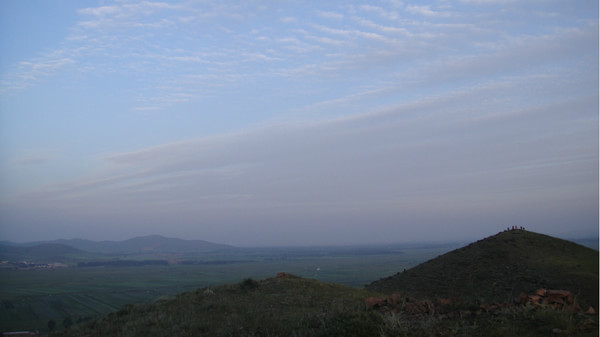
[0,243,83,255]
[46,235,232,254]
[366,230,599,307]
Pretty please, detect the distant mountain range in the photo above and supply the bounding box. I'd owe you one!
[1,232,596,265]
[1,235,232,254]
[0,235,234,263]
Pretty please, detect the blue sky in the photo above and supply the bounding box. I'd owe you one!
[0,0,598,246]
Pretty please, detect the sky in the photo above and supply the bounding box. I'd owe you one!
[0,0,598,246]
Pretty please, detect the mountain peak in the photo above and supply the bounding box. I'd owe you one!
[366,230,598,307]
[126,234,168,241]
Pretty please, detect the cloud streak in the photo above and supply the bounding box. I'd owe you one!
[15,77,598,244]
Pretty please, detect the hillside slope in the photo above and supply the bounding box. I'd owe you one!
[366,230,598,307]
[52,274,380,337]
[52,273,599,337]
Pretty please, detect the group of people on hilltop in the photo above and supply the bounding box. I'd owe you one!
[506,225,525,231]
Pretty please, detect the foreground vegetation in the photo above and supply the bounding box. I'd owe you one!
[52,274,598,337]
[53,275,376,337]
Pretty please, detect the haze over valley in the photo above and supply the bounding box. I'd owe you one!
[1,230,597,336]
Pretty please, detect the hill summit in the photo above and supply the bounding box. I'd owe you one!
[53,274,380,337]
[366,229,599,307]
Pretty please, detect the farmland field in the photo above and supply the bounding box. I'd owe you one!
[0,242,462,333]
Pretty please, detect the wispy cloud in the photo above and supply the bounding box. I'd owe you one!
[359,4,400,20]
[405,5,450,17]
[315,10,344,21]
[77,1,182,29]
[3,0,592,109]
[1,56,74,94]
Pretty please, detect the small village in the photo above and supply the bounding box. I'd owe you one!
[0,261,68,270]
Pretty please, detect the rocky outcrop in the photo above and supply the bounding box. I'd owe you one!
[519,289,597,314]
[366,289,597,318]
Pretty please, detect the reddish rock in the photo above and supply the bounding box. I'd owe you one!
[546,289,571,297]
[528,295,542,303]
[519,292,528,305]
[546,290,573,304]
[522,289,584,312]
[365,297,387,310]
[390,292,402,306]
[438,298,452,306]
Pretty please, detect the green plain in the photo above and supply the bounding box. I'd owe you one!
[0,243,457,333]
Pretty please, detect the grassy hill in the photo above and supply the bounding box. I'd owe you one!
[52,274,382,337]
[51,274,599,337]
[366,230,599,307]
[49,231,599,337]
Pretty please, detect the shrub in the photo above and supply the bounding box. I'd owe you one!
[317,312,383,337]
[240,278,259,291]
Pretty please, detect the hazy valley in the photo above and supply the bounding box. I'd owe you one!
[0,234,464,334]
[1,231,597,336]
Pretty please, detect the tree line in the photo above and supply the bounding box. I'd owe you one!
[77,260,168,267]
